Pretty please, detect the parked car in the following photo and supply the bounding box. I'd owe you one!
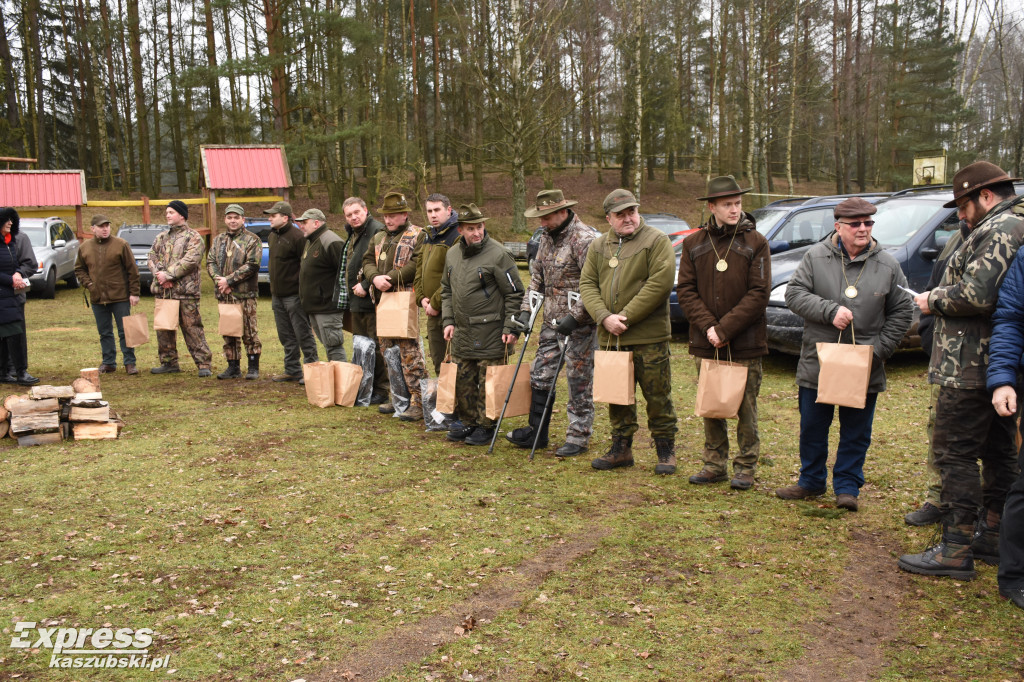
[752,193,890,254]
[243,218,273,295]
[644,213,695,241]
[526,227,543,266]
[19,217,81,299]
[117,224,166,292]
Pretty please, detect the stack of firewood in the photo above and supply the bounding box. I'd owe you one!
[1,370,125,446]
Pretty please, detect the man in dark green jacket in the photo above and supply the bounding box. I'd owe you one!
[441,204,525,446]
[579,189,678,473]
[414,193,460,375]
[297,208,347,362]
[265,200,318,382]
[343,197,389,403]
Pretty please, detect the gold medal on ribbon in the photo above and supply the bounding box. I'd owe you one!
[609,257,619,268]
[716,259,728,272]
[845,285,859,298]
[380,252,387,262]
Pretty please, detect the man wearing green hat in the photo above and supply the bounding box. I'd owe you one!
[676,176,770,490]
[207,204,263,379]
[297,208,348,363]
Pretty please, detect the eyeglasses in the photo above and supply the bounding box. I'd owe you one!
[838,220,874,228]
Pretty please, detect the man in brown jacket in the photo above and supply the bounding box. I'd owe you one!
[75,215,141,374]
[675,176,770,490]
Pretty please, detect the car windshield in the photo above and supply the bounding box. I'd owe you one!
[752,208,788,235]
[871,199,947,246]
[19,226,46,247]
[121,230,159,248]
[644,216,690,235]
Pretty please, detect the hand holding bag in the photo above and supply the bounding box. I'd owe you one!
[437,341,458,414]
[485,348,532,419]
[153,298,180,331]
[694,349,748,419]
[376,275,419,339]
[123,313,149,347]
[815,325,873,409]
[217,302,244,337]
[593,339,635,405]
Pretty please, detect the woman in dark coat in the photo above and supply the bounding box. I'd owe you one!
[0,207,39,385]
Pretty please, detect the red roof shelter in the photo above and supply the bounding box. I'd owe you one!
[0,170,88,235]
[200,145,292,236]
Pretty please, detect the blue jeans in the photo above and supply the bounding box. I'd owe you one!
[92,300,136,367]
[797,386,878,497]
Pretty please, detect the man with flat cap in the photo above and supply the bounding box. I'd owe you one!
[779,197,912,511]
[148,200,213,376]
[362,190,428,421]
[900,161,1024,579]
[265,200,318,382]
[505,189,599,457]
[75,214,140,375]
[676,176,770,490]
[297,208,348,362]
[207,204,262,379]
[579,189,678,474]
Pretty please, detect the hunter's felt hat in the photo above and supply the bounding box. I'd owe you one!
[378,191,411,215]
[524,189,578,218]
[698,175,752,202]
[943,161,1021,208]
[457,203,487,224]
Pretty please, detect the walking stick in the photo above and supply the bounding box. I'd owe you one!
[488,290,544,453]
[530,292,579,462]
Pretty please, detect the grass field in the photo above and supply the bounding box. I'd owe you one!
[1,272,1021,681]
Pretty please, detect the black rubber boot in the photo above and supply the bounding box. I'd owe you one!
[245,354,260,380]
[218,360,242,379]
[506,390,552,449]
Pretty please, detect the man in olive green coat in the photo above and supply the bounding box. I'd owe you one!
[441,204,525,446]
[579,189,678,474]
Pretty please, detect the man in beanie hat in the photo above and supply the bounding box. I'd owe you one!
[779,197,913,511]
[676,176,770,490]
[579,189,678,474]
[75,215,141,375]
[148,201,213,376]
[297,208,348,362]
[264,200,318,382]
[505,189,599,457]
[362,191,428,422]
[900,161,1024,579]
[207,204,262,379]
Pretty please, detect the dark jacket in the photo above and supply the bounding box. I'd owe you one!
[675,213,770,359]
[441,233,525,359]
[75,235,141,304]
[0,209,33,325]
[268,222,305,298]
[988,244,1024,391]
[299,224,345,315]
[344,215,384,314]
[413,210,460,311]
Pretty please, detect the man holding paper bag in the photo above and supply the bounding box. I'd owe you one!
[778,197,912,511]
[676,176,770,491]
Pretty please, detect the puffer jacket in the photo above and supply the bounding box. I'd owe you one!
[148,224,205,299]
[988,247,1024,391]
[75,235,140,304]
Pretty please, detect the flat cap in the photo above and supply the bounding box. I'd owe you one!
[296,208,326,222]
[90,214,112,227]
[603,188,640,214]
[224,204,245,216]
[834,197,878,218]
[263,200,293,216]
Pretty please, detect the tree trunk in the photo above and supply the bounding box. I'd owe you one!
[204,0,224,144]
[127,0,152,194]
[0,3,22,152]
[166,0,187,192]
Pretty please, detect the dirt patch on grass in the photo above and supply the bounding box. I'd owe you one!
[780,527,910,681]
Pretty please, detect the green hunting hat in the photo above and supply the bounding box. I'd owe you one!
[378,191,411,215]
[90,214,112,227]
[603,188,640,214]
[523,189,578,218]
[296,208,326,223]
[698,175,752,202]
[224,204,245,216]
[943,161,1021,208]
[457,203,487,224]
[263,200,293,216]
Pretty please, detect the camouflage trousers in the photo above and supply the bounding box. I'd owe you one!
[454,356,503,429]
[379,337,427,408]
[156,298,212,368]
[924,384,942,506]
[933,385,1019,526]
[694,356,762,475]
[532,325,597,446]
[608,341,678,440]
[220,297,262,361]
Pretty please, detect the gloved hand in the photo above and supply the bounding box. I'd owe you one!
[555,315,579,336]
[510,311,531,332]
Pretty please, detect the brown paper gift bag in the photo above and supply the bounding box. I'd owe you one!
[376,289,419,339]
[123,313,149,347]
[332,361,364,407]
[593,349,635,405]
[302,362,336,408]
[816,331,873,409]
[695,356,748,419]
[485,362,532,420]
[217,302,244,337]
[437,343,458,413]
[153,298,180,331]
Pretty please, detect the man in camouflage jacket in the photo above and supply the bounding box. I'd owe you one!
[207,204,262,380]
[148,200,213,376]
[505,189,599,458]
[899,161,1024,580]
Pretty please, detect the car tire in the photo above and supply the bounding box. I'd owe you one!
[40,268,56,299]
[65,271,79,288]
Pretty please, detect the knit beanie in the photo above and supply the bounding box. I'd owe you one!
[168,200,189,220]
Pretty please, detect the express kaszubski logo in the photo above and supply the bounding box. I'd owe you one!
[9,621,171,671]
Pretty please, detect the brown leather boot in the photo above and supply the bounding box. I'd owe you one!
[591,435,634,470]
[653,438,676,475]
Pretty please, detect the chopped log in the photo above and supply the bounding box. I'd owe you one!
[3,394,28,410]
[29,385,75,400]
[11,398,60,416]
[70,406,110,423]
[0,420,7,439]
[70,396,107,408]
[80,368,100,386]
[72,378,99,394]
[74,392,103,401]
[18,432,62,446]
[10,414,60,435]
[73,422,119,440]
[0,405,7,422]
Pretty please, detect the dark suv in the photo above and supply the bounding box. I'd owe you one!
[752,193,890,254]
[118,224,166,292]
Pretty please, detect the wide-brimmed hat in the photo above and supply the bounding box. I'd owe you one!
[834,197,878,219]
[943,161,1021,208]
[457,203,487,224]
[698,175,752,202]
[603,189,640,214]
[296,208,326,223]
[90,214,112,227]
[263,200,293,216]
[378,191,411,215]
[524,189,577,218]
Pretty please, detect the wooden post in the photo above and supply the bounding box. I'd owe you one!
[75,205,84,239]
[142,196,151,223]
[207,188,218,237]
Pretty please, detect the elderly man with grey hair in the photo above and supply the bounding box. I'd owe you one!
[297,208,348,362]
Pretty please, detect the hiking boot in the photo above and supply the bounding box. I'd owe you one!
[15,371,39,386]
[897,524,976,580]
[591,436,634,470]
[465,427,494,446]
[904,501,943,527]
[555,443,587,458]
[272,372,302,382]
[447,424,475,442]
[150,363,181,374]
[399,405,424,422]
[730,472,755,490]
[654,438,676,475]
[378,402,395,414]
[197,367,213,378]
[98,364,117,374]
[689,468,727,484]
[970,509,1001,566]
[1000,587,1024,610]
[369,390,389,405]
[775,484,825,500]
[245,354,260,380]
[125,363,139,375]
[218,360,241,379]
[836,493,859,511]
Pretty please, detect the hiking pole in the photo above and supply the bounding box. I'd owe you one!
[488,290,544,453]
[530,291,579,462]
